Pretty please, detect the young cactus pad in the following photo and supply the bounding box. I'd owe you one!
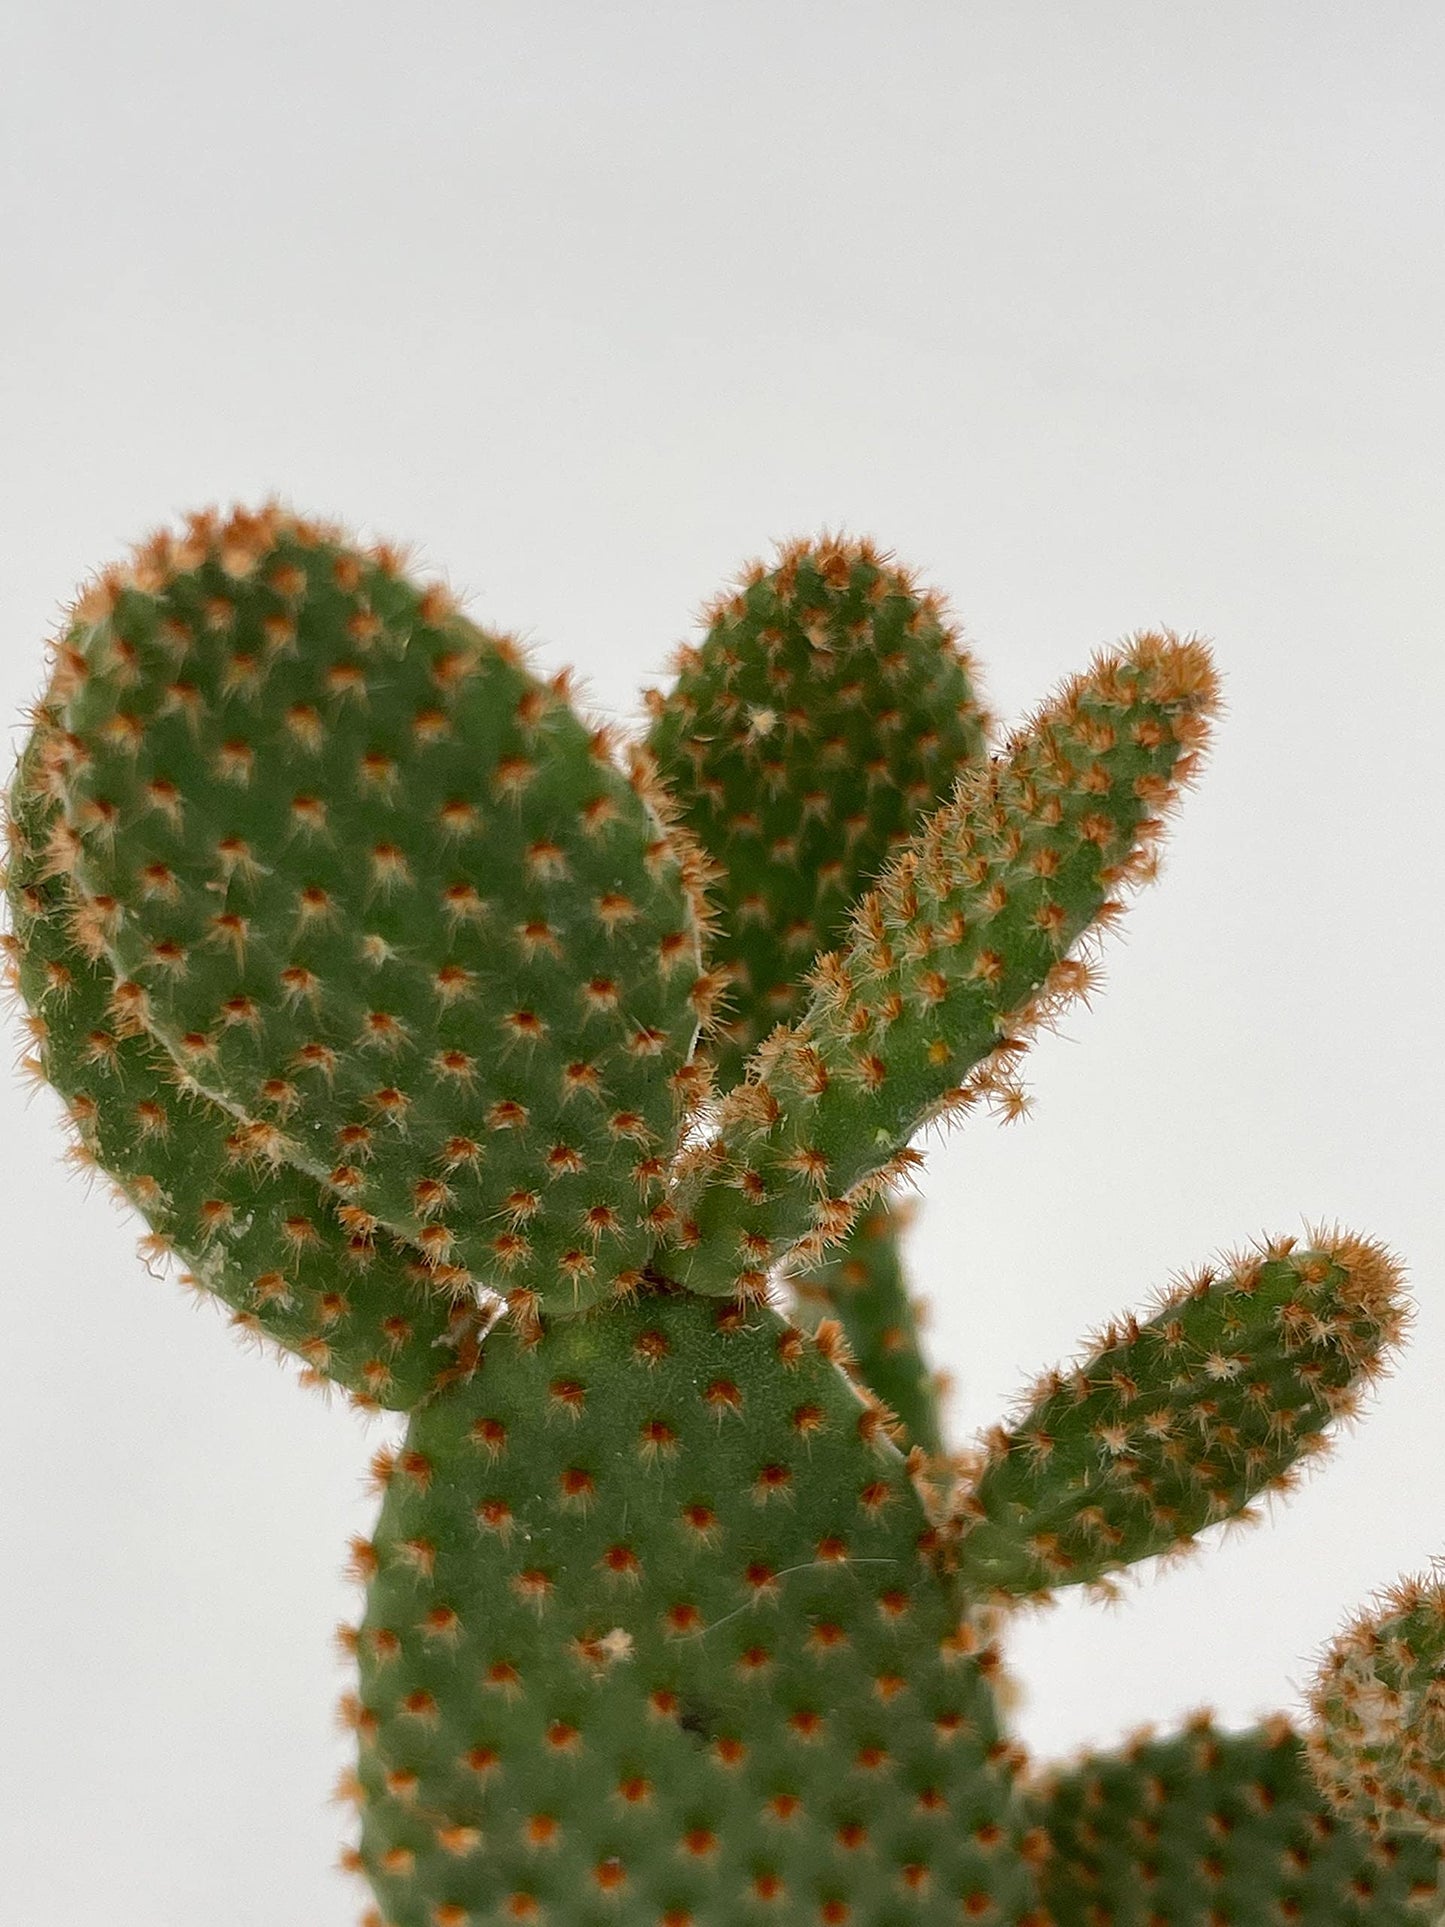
[5,503,1440,1925]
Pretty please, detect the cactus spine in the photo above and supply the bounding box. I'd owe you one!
[5,503,1441,1925]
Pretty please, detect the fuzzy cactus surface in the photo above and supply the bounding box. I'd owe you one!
[5,503,1441,1925]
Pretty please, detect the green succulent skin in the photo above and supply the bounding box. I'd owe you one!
[644,535,990,1090]
[666,631,1219,1305]
[954,1243,1406,1599]
[349,1293,1038,1927]
[6,504,1441,1927]
[1308,1572,1445,1860]
[789,1200,945,1457]
[1033,1718,1442,1926]
[5,746,480,1409]
[37,513,709,1324]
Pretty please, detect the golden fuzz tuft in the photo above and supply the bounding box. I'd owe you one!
[685,528,968,659]
[1301,1223,1410,1338]
[53,500,461,663]
[1306,1561,1445,1844]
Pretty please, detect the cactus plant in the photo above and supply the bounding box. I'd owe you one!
[5,502,1442,1925]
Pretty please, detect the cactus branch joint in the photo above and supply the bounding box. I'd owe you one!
[4,502,1440,1924]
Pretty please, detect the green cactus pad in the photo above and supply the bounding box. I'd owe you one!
[1308,1571,1445,1848]
[347,1291,1044,1927]
[789,1199,944,1456]
[1034,1716,1442,1924]
[672,632,1219,1300]
[643,538,985,1451]
[36,507,711,1319]
[4,746,477,1408]
[16,508,1434,1922]
[644,535,989,1088]
[952,1236,1406,1596]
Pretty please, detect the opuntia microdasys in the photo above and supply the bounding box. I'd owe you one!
[6,503,1440,1925]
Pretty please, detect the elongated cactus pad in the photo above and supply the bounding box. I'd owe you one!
[644,536,989,1460]
[952,1236,1406,1598]
[644,535,989,1086]
[672,633,1217,1300]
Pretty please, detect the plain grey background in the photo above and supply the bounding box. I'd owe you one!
[2,3,1443,1919]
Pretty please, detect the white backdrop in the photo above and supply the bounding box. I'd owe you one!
[2,4,1443,1920]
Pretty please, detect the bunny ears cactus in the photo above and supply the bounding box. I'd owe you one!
[22,507,717,1336]
[4,504,1441,1926]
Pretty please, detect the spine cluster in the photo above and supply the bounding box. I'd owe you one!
[1308,1571,1445,1850]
